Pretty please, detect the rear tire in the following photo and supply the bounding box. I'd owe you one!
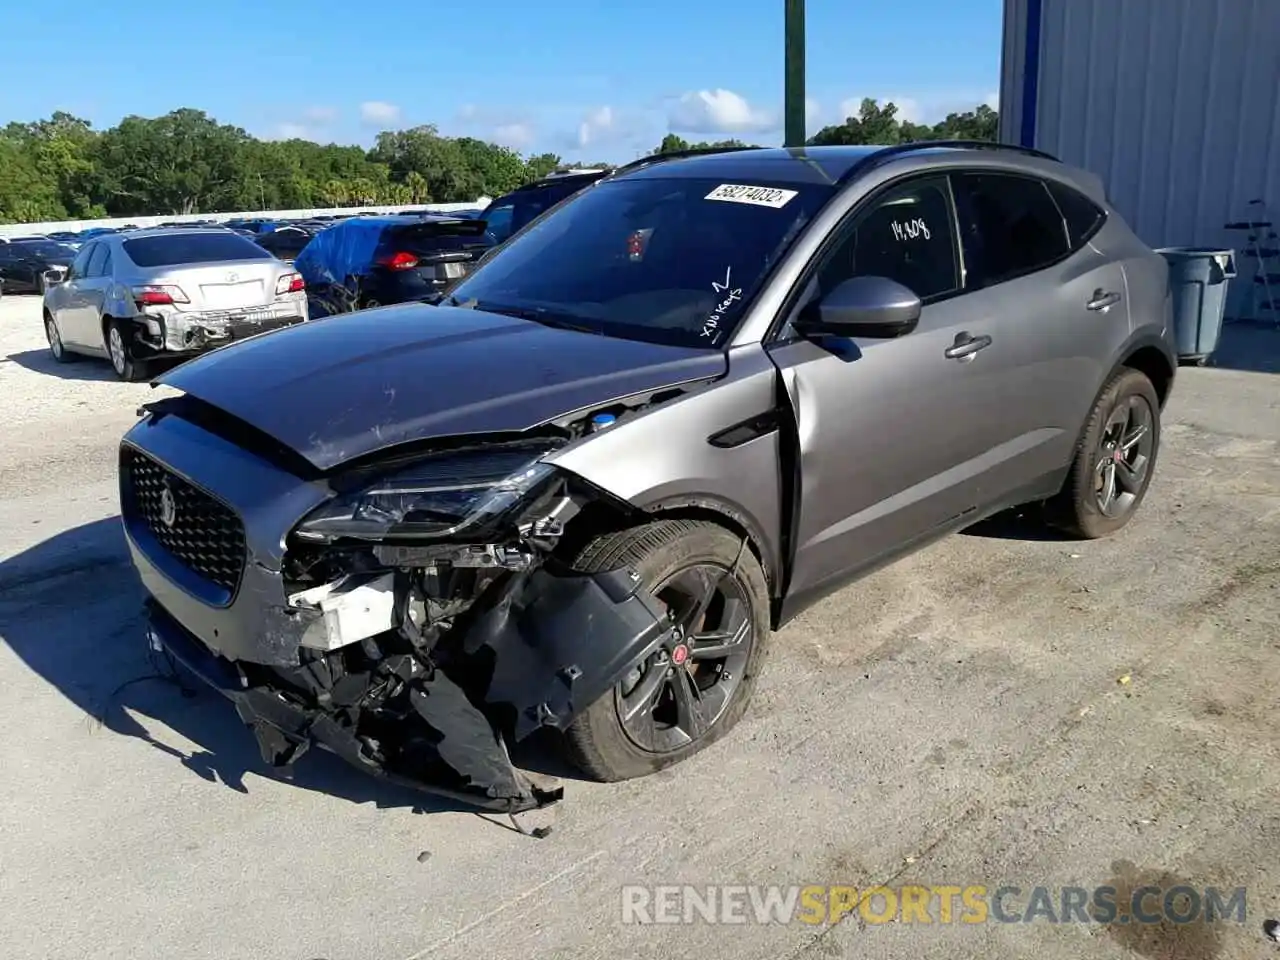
[1049,368,1161,539]
[106,318,148,382]
[562,520,770,782]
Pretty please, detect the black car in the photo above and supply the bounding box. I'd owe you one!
[0,239,77,293]
[481,169,610,244]
[294,215,493,310]
[253,225,316,263]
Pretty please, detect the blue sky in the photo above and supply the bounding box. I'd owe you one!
[5,1,1002,162]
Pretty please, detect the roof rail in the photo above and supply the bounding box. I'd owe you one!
[837,139,1061,185]
[611,144,767,177]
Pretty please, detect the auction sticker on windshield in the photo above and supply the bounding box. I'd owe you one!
[704,184,799,208]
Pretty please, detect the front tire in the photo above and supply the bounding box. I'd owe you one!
[1050,368,1161,539]
[45,313,75,363]
[563,519,770,782]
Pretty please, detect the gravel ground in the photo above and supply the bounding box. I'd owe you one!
[1,291,1279,960]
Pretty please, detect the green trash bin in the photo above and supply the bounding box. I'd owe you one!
[1155,247,1237,364]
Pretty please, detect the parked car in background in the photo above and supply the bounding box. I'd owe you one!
[46,231,85,250]
[295,214,492,311]
[42,227,308,380]
[480,168,611,244]
[119,142,1177,816]
[253,224,316,263]
[0,239,77,293]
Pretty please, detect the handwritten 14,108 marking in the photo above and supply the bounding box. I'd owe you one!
[891,217,931,242]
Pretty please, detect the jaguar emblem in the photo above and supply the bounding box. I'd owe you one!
[159,484,178,529]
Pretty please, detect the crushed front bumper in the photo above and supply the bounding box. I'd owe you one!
[142,565,674,815]
[121,411,676,818]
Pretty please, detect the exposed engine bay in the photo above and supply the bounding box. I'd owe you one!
[134,388,697,830]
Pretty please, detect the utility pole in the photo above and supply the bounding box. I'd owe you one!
[784,0,806,148]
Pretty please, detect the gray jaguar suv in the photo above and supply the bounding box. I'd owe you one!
[120,141,1176,820]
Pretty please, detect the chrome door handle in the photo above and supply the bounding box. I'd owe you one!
[945,332,993,360]
[1086,289,1122,311]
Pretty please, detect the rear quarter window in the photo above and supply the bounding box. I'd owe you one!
[1047,180,1107,249]
[123,232,274,267]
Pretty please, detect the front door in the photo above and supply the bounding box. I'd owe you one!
[767,175,1010,599]
[52,242,97,348]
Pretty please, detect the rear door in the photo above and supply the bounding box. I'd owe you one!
[79,244,115,346]
[948,171,1129,494]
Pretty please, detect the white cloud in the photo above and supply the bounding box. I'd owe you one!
[303,105,338,123]
[668,89,777,135]
[805,98,823,134]
[360,101,401,125]
[492,122,535,150]
[274,123,311,140]
[577,105,615,147]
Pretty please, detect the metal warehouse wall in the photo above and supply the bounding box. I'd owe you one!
[1000,0,1280,251]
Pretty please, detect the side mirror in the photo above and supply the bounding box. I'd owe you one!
[42,269,66,287]
[795,275,922,339]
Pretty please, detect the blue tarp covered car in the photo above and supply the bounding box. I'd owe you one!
[296,214,493,313]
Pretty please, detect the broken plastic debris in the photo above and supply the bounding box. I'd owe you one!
[1117,674,1132,686]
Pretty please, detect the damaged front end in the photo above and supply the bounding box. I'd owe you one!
[139,433,674,820]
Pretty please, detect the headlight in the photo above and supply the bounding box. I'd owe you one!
[295,443,558,542]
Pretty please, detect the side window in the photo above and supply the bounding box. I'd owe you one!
[68,243,96,280]
[951,172,1070,288]
[1047,180,1106,249]
[817,176,960,301]
[483,204,514,243]
[84,243,110,278]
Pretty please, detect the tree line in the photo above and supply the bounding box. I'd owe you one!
[0,99,997,224]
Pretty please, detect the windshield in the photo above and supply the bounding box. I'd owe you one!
[447,176,830,348]
[123,231,275,267]
[12,241,76,259]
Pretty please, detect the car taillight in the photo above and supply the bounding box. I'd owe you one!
[275,272,305,295]
[132,284,189,306]
[377,251,419,271]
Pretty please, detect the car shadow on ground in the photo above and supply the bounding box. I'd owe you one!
[4,348,120,382]
[1205,319,1280,374]
[5,349,188,383]
[0,517,578,822]
[960,504,1076,541]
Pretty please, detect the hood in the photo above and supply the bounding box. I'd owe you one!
[157,304,724,471]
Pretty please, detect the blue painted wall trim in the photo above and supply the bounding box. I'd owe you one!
[1019,0,1043,147]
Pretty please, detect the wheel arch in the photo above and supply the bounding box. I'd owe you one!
[558,488,780,602]
[1110,334,1175,409]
